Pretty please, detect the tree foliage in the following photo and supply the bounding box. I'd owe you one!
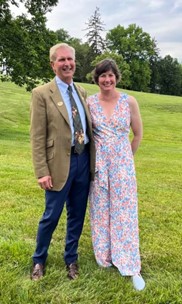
[149,54,161,93]
[55,28,71,42]
[84,7,106,55]
[106,24,159,91]
[0,0,58,90]
[1,0,58,17]
[158,55,182,96]
[107,24,157,61]
[72,40,96,83]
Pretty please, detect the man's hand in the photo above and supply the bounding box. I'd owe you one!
[38,175,53,190]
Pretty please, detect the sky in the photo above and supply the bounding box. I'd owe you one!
[11,0,182,62]
[45,0,182,63]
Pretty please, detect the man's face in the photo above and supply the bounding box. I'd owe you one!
[51,47,76,84]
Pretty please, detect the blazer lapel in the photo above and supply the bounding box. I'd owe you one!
[49,79,70,126]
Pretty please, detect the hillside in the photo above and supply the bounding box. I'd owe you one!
[0,81,182,304]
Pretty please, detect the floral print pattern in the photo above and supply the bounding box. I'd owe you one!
[87,93,141,276]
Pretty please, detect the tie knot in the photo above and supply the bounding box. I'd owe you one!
[68,85,73,93]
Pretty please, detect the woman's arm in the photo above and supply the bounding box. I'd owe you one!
[128,95,143,155]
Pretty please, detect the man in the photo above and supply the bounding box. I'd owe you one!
[30,43,95,281]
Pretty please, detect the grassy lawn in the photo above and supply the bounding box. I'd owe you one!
[0,81,182,304]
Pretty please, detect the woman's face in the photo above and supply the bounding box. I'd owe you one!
[98,69,116,91]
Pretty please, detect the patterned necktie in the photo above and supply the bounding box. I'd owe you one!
[68,85,85,154]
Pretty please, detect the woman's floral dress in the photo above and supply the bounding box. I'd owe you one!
[87,93,141,276]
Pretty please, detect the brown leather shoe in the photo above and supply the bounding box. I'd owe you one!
[31,263,44,281]
[66,262,79,280]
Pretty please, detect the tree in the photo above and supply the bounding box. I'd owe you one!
[84,7,106,55]
[106,24,158,91]
[130,58,151,91]
[0,0,58,90]
[107,24,157,62]
[149,54,161,93]
[1,0,58,17]
[55,28,71,42]
[158,55,182,96]
[69,38,95,83]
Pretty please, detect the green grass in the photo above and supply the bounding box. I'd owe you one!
[0,80,182,304]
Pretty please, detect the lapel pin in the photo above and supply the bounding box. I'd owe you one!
[57,101,63,106]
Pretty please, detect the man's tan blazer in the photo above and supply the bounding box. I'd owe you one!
[30,78,95,191]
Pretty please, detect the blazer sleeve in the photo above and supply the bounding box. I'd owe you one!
[30,88,50,179]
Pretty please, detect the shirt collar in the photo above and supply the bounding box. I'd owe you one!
[55,76,74,94]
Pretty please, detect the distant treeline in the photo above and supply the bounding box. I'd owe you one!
[1,3,182,95]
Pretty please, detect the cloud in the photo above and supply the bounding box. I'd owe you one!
[160,42,182,60]
[10,0,182,62]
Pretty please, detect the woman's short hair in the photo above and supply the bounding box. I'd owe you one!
[92,59,121,84]
[49,43,75,62]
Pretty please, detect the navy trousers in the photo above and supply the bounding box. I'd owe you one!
[33,147,90,265]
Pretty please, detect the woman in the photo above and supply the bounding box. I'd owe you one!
[87,59,145,291]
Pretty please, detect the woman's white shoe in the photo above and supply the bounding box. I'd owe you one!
[132,274,145,291]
